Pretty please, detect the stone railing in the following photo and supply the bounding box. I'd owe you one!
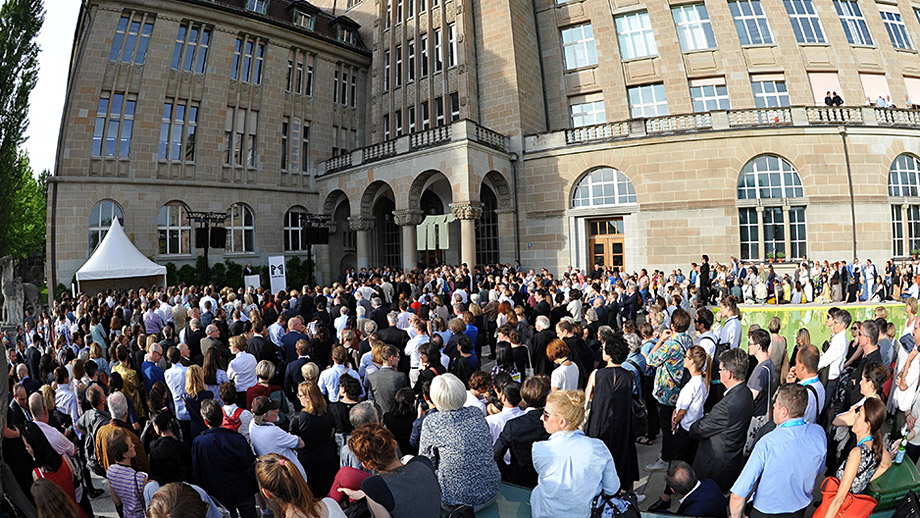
[805,106,863,124]
[325,153,352,174]
[727,107,793,127]
[876,107,920,126]
[474,124,509,151]
[645,113,712,133]
[363,140,398,164]
[410,125,451,150]
[565,122,630,144]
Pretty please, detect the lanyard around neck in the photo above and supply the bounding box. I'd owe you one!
[779,417,806,428]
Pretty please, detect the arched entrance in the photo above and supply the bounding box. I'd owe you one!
[477,171,513,265]
[409,170,456,266]
[323,190,353,280]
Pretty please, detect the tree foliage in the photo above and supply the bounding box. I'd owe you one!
[5,156,47,258]
[0,0,44,258]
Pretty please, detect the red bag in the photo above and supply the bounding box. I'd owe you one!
[221,407,244,432]
[813,476,878,518]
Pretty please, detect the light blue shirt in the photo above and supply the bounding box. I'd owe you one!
[716,316,742,349]
[731,419,826,514]
[164,363,189,420]
[268,322,285,347]
[317,364,362,402]
[531,430,625,518]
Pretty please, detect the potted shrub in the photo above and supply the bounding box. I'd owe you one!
[912,248,919,260]
[777,251,786,263]
[766,251,775,263]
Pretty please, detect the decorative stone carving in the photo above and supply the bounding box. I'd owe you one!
[1,256,23,327]
[348,217,375,232]
[326,221,338,235]
[392,209,425,226]
[450,202,484,221]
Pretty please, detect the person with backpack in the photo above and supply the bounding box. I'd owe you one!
[219,382,253,442]
[192,399,259,518]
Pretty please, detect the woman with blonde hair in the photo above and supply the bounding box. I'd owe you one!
[256,453,345,518]
[531,390,632,518]
[89,342,110,380]
[291,381,339,497]
[182,365,214,441]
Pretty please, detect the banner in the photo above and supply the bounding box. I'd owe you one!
[268,256,286,294]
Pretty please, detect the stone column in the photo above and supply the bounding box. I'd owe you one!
[782,205,791,260]
[451,202,483,267]
[495,208,517,264]
[348,217,375,270]
[393,210,424,271]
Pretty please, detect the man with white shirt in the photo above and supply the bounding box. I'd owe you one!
[786,344,825,425]
[487,382,524,445]
[405,319,430,385]
[334,306,350,340]
[53,367,81,438]
[157,294,174,327]
[818,309,851,404]
[198,287,218,313]
[164,346,191,439]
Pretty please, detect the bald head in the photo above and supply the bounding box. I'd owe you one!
[28,392,47,422]
[15,364,28,379]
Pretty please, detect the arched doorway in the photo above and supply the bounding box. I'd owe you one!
[476,185,499,266]
[410,170,455,266]
[324,190,353,279]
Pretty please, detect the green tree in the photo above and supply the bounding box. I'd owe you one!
[0,0,44,258]
[6,157,47,257]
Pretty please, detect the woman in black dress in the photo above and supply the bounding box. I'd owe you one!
[584,332,639,490]
[383,388,418,455]
[290,380,339,497]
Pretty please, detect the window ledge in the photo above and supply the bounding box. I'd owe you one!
[620,55,659,63]
[894,47,918,54]
[681,47,718,55]
[741,43,777,49]
[156,254,195,260]
[564,65,599,74]
[224,251,257,256]
[850,44,877,50]
[798,42,831,47]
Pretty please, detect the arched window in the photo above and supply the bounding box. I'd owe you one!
[88,200,124,254]
[284,207,307,252]
[157,202,191,255]
[227,203,254,253]
[736,155,807,261]
[571,168,637,208]
[888,154,920,256]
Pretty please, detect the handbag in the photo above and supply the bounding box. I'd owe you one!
[892,490,920,518]
[813,476,878,518]
[625,360,649,438]
[524,345,535,379]
[590,493,639,518]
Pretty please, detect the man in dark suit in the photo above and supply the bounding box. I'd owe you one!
[9,383,32,427]
[25,341,41,382]
[666,460,727,518]
[280,316,311,365]
[494,376,550,489]
[16,364,41,395]
[530,316,556,376]
[532,289,551,320]
[700,255,712,305]
[186,318,207,364]
[284,339,313,411]
[228,310,246,337]
[246,320,276,365]
[369,298,390,331]
[620,284,639,322]
[365,345,407,413]
[377,313,409,357]
[200,324,226,364]
[689,348,753,492]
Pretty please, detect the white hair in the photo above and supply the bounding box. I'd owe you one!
[430,373,468,411]
[535,315,550,331]
[107,391,128,420]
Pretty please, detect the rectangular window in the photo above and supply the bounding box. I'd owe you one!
[561,24,598,70]
[448,23,457,67]
[287,60,293,91]
[171,22,211,73]
[348,0,362,7]
[408,39,416,81]
[450,92,460,121]
[302,125,310,173]
[397,0,403,22]
[434,28,443,71]
[232,36,266,84]
[231,38,241,80]
[763,207,785,258]
[834,0,873,45]
[783,0,826,43]
[615,11,657,60]
[225,107,258,167]
[386,0,392,28]
[432,0,439,7]
[395,110,403,135]
[308,65,315,96]
[408,106,416,133]
[246,0,268,14]
[739,208,759,261]
[384,51,390,90]
[881,9,913,49]
[334,70,340,103]
[729,0,774,45]
[110,14,154,64]
[294,11,315,30]
[342,72,349,105]
[158,100,199,161]
[421,101,430,129]
[383,114,390,140]
[93,92,136,158]
[569,94,606,127]
[672,4,717,51]
[789,206,807,259]
[910,206,920,254]
[893,205,904,257]
[435,96,445,126]
[627,83,669,118]
[752,79,791,107]
[281,118,289,170]
[420,34,429,76]
[296,62,304,94]
[395,45,402,86]
[690,81,731,111]
[407,0,414,17]
[419,0,426,11]
[351,75,357,107]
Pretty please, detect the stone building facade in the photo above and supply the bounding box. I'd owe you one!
[50,0,920,290]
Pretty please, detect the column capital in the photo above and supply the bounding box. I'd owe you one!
[450,202,484,220]
[392,209,425,226]
[347,217,375,232]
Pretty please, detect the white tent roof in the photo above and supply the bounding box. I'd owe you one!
[76,220,167,281]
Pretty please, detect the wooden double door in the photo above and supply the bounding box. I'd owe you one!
[588,218,625,269]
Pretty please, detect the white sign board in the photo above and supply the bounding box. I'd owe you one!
[268,256,287,294]
[243,275,261,290]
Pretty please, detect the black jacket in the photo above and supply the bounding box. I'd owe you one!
[493,408,549,488]
[246,335,276,365]
[689,383,753,492]
[530,329,556,376]
[191,427,257,508]
[676,478,728,518]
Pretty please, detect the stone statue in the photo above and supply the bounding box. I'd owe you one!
[0,255,23,327]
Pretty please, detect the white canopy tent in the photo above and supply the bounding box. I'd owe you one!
[75,220,167,294]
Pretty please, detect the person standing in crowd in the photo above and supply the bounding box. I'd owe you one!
[731,384,825,518]
[290,381,339,498]
[786,344,825,424]
[105,428,147,518]
[494,375,551,489]
[249,396,307,482]
[821,309,851,401]
[255,453,346,518]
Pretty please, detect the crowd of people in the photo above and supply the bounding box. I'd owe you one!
[3,258,920,518]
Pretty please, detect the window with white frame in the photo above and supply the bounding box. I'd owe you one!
[752,79,791,107]
[284,208,307,252]
[571,168,638,208]
[158,202,191,256]
[408,106,416,133]
[627,83,668,118]
[386,0,392,28]
[890,154,920,197]
[384,51,390,90]
[342,71,349,106]
[158,100,199,162]
[226,203,255,253]
[450,93,460,121]
[225,107,259,167]
[282,117,289,170]
[395,110,403,136]
[246,0,268,14]
[110,13,154,64]
[672,4,717,51]
[615,11,657,60]
[881,9,912,49]
[395,45,402,86]
[231,36,266,84]
[420,34,429,76]
[448,23,457,67]
[783,0,826,43]
[383,114,390,140]
[397,0,403,22]
[294,11,315,30]
[302,125,310,172]
[890,154,920,256]
[171,22,211,73]
[570,94,606,127]
[408,39,415,81]
[88,200,125,254]
[435,96,445,126]
[350,75,356,108]
[729,0,773,45]
[334,70,340,103]
[421,101,430,129]
[893,205,905,256]
[561,24,598,70]
[834,0,873,45]
[434,28,443,72]
[690,81,731,112]
[736,155,807,260]
[407,0,414,17]
[92,92,136,158]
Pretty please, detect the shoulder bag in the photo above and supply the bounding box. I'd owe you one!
[813,476,878,518]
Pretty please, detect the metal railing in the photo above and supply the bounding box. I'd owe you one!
[565,122,630,144]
